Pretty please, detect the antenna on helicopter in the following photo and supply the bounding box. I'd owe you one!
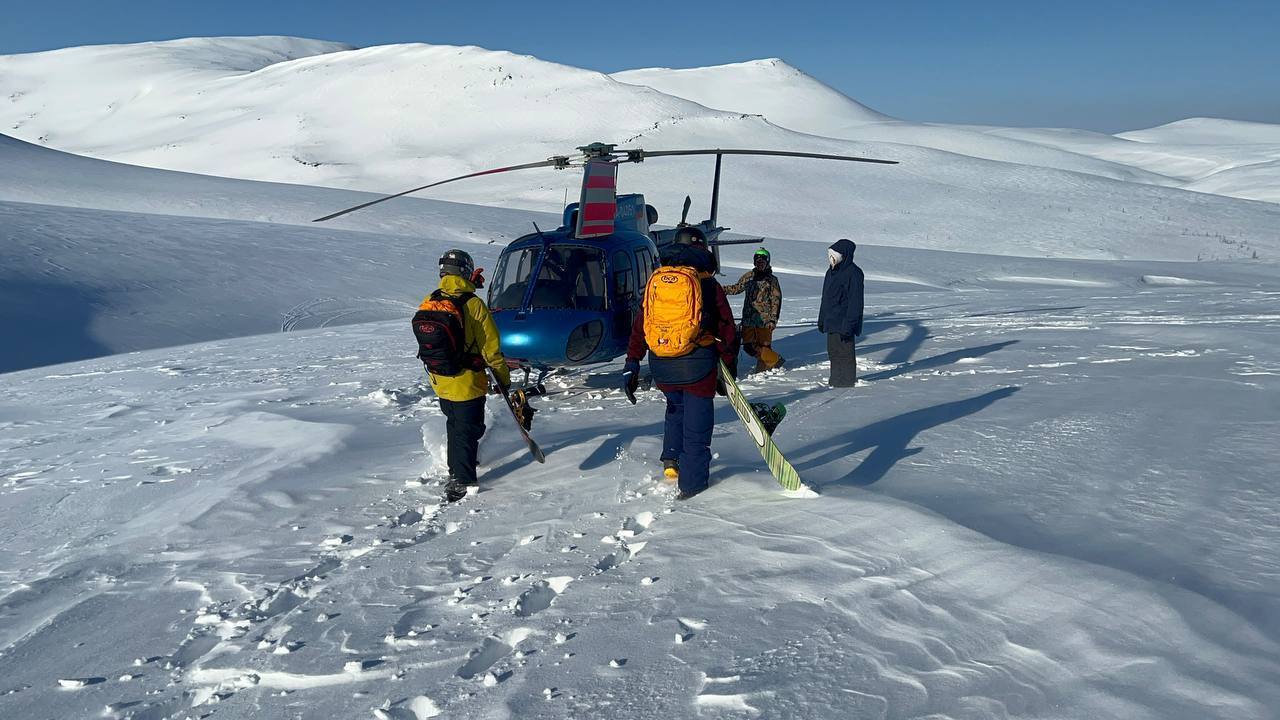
[709,154,723,227]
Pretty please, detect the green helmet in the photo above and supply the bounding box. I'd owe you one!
[753,248,771,261]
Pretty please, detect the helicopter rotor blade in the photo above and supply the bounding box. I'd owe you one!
[628,148,898,165]
[312,157,570,222]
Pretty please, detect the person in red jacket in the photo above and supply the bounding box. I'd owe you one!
[623,228,737,500]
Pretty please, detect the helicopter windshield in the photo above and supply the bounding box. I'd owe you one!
[489,245,607,311]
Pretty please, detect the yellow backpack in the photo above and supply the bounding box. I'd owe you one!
[643,266,710,357]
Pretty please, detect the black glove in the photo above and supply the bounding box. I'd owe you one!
[622,360,640,405]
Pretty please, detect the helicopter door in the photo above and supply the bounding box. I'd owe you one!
[634,247,656,282]
[610,250,637,338]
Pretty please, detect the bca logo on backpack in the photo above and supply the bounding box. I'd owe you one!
[412,291,481,375]
[643,267,711,357]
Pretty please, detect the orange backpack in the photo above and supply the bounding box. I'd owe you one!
[643,266,712,357]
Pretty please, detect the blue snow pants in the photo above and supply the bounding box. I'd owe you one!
[661,390,714,495]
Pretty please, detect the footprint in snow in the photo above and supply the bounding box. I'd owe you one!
[456,628,533,679]
[595,541,646,572]
[621,511,655,535]
[514,577,573,617]
[676,617,705,644]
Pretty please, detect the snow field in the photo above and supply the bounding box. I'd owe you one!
[3,264,1279,718]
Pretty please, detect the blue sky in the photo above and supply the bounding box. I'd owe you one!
[3,0,1276,133]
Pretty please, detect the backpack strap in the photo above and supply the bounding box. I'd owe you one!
[440,291,485,367]
[699,277,720,343]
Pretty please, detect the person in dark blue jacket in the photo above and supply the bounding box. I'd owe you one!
[623,229,737,500]
[817,238,864,387]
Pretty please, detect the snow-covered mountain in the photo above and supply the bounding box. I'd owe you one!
[3,36,1279,260]
[612,64,1280,204]
[2,36,1280,720]
[613,58,891,135]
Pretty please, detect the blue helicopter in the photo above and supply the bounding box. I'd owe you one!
[315,142,896,382]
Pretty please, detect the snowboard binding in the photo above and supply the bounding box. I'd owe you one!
[750,402,787,436]
[508,385,543,431]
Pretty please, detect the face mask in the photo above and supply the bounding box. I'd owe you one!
[828,249,842,267]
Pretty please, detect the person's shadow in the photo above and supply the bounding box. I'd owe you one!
[794,387,1021,487]
[862,341,1019,382]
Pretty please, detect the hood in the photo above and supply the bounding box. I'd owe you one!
[438,273,478,296]
[828,238,857,269]
[661,243,715,272]
[829,238,856,258]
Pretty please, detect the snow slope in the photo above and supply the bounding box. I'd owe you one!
[2,246,1278,719]
[3,131,1278,374]
[612,63,1179,186]
[613,58,890,135]
[4,37,1280,261]
[612,67,1280,205]
[984,121,1280,204]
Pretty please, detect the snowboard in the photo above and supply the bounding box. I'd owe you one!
[487,368,546,464]
[718,360,803,492]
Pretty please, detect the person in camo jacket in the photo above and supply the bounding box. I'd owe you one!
[723,247,785,374]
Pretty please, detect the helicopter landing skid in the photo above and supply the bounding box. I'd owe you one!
[513,365,553,392]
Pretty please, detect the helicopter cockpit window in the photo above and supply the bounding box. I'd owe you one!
[490,247,540,310]
[530,246,606,311]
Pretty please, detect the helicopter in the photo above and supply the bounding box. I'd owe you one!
[314,142,896,382]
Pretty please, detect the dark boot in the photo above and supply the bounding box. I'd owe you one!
[676,486,706,501]
[445,480,475,503]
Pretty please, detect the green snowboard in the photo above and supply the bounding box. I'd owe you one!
[718,360,805,492]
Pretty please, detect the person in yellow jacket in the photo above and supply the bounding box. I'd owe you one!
[418,249,511,502]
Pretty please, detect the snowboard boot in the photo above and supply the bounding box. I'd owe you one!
[752,357,786,375]
[662,459,679,483]
[444,480,477,503]
[676,485,707,501]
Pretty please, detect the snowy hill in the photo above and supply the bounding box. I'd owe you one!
[1119,117,1280,145]
[610,65,1280,204]
[613,58,891,135]
[3,37,1280,261]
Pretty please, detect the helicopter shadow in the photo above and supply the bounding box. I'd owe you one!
[794,386,1021,487]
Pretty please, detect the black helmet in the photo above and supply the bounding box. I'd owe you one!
[439,248,475,278]
[672,226,707,247]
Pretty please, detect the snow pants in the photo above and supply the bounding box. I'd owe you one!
[827,333,858,387]
[440,396,486,484]
[661,390,714,495]
[742,326,782,372]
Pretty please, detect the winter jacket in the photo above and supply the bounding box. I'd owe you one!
[423,274,511,402]
[723,268,782,328]
[818,238,865,339]
[627,246,737,398]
